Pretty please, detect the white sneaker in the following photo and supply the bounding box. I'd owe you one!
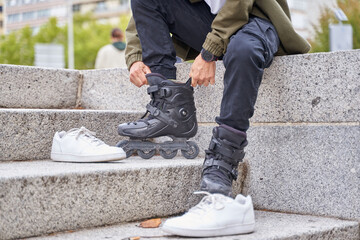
[162,192,255,237]
[51,126,126,162]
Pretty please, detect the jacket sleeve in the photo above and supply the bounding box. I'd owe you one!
[202,0,255,57]
[125,16,143,70]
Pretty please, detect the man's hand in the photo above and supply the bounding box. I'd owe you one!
[189,54,216,87]
[129,61,152,87]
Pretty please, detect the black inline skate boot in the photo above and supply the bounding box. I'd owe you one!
[117,73,199,159]
[200,125,248,196]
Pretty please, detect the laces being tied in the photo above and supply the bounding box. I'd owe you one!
[70,127,105,146]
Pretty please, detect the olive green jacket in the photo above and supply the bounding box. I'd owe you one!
[125,0,311,70]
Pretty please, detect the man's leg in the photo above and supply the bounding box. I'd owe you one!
[131,0,215,79]
[201,17,280,196]
[119,0,215,159]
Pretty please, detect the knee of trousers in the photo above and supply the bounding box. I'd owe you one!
[131,0,157,10]
[224,34,266,69]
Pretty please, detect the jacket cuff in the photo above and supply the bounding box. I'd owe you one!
[202,33,224,57]
[126,53,142,71]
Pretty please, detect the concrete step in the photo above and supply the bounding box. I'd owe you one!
[0,157,208,239]
[0,64,81,109]
[0,109,142,161]
[29,211,359,240]
[1,50,359,123]
[1,109,358,223]
[81,50,360,123]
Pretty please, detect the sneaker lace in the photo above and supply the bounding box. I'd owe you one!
[188,192,229,215]
[68,127,105,147]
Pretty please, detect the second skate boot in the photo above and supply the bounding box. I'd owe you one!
[117,73,199,159]
[200,125,248,196]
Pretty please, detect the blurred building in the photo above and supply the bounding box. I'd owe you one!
[2,0,339,39]
[0,0,4,34]
[3,0,129,34]
[288,0,337,39]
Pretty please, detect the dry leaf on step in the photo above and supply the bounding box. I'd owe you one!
[121,237,140,240]
[139,218,162,228]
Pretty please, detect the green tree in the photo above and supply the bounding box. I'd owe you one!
[310,0,360,52]
[0,12,131,69]
[35,17,65,44]
[72,13,113,69]
[0,26,35,65]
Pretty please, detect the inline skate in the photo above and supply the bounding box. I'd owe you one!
[200,125,248,196]
[117,73,199,159]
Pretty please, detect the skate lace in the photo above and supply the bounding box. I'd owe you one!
[68,127,105,146]
[188,192,229,215]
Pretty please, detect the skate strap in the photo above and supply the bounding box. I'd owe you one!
[146,104,179,128]
[147,85,170,98]
[209,138,245,161]
[203,158,238,180]
[147,85,159,94]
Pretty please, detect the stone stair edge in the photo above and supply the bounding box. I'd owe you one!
[1,157,359,240]
[1,49,359,123]
[0,157,203,178]
[0,157,205,239]
[0,108,144,114]
[28,210,360,240]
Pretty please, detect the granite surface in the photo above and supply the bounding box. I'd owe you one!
[0,157,205,239]
[30,211,359,240]
[80,68,148,111]
[80,50,360,123]
[242,124,360,221]
[0,109,142,161]
[0,64,80,109]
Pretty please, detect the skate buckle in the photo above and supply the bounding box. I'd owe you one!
[204,158,214,166]
[153,109,160,116]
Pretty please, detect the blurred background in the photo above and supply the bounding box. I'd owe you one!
[0,0,357,69]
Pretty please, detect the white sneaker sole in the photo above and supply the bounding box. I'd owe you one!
[162,222,255,237]
[51,152,126,162]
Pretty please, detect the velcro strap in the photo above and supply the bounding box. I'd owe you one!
[147,85,159,94]
[146,104,178,128]
[209,138,245,160]
[159,88,167,98]
[203,158,238,180]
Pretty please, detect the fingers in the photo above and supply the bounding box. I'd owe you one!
[129,62,151,87]
[189,55,216,88]
[143,65,152,74]
[210,75,215,85]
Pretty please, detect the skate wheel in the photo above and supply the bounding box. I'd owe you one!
[116,140,134,158]
[181,141,199,159]
[137,149,156,159]
[159,149,178,159]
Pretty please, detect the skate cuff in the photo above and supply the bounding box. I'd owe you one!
[146,104,179,128]
[209,138,245,161]
[203,158,238,180]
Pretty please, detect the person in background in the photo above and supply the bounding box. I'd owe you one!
[95,28,127,69]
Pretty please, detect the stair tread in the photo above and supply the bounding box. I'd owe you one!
[29,211,359,240]
[0,157,203,178]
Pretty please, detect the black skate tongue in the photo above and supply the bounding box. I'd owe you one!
[146,73,167,85]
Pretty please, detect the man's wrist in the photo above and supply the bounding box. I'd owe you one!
[200,48,219,62]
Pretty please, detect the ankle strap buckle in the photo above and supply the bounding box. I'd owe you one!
[203,158,238,180]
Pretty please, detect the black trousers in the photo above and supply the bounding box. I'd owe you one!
[131,0,279,132]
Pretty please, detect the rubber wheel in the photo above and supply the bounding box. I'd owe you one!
[159,149,178,159]
[137,149,156,159]
[181,141,199,159]
[116,140,134,158]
